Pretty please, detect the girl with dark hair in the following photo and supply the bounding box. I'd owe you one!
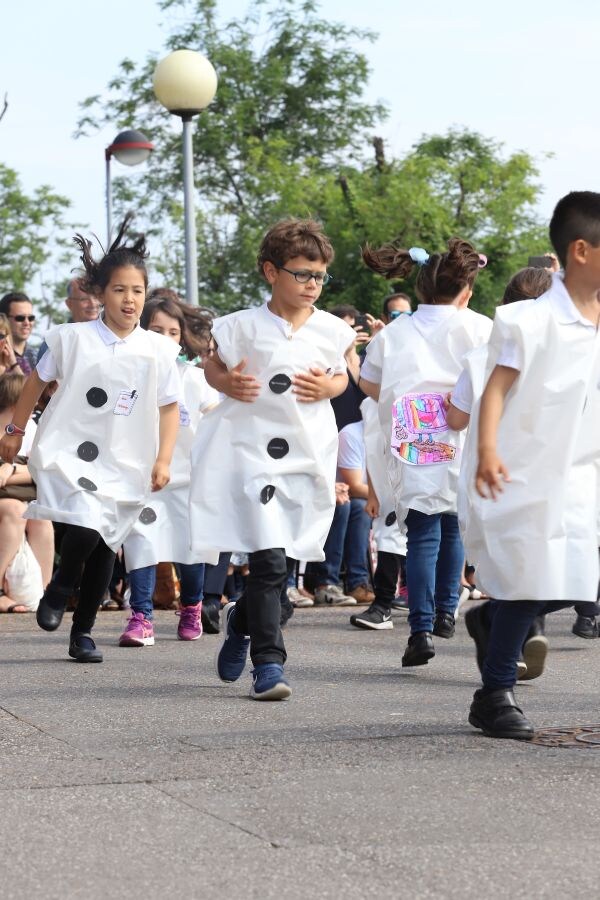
[359,238,492,668]
[0,218,181,663]
[120,295,219,647]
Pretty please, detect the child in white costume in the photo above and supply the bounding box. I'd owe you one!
[462,192,600,740]
[0,221,180,663]
[121,295,219,647]
[190,218,355,700]
[359,239,492,667]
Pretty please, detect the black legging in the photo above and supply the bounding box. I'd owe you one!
[53,525,116,633]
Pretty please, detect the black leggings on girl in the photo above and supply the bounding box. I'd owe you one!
[53,525,116,633]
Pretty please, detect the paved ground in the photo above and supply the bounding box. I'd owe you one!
[1,604,600,899]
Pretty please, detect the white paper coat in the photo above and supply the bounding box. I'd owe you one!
[364,307,492,528]
[189,305,356,560]
[459,284,600,602]
[123,361,219,569]
[360,397,406,555]
[26,322,179,551]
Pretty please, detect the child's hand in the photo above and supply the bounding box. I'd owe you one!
[224,359,261,402]
[151,460,170,492]
[0,434,23,465]
[0,461,14,488]
[335,482,350,505]
[365,493,380,518]
[476,450,511,500]
[293,367,335,402]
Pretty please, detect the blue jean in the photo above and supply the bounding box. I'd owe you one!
[405,509,464,634]
[128,563,205,620]
[306,499,371,589]
[482,600,574,690]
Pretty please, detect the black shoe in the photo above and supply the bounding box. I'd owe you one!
[36,582,72,632]
[201,600,221,635]
[468,688,534,740]
[520,634,549,680]
[432,612,455,639]
[465,603,490,673]
[280,599,294,628]
[68,632,103,663]
[350,603,393,630]
[402,632,435,667]
[572,615,599,639]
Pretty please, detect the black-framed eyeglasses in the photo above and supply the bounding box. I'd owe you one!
[9,315,36,323]
[277,266,332,286]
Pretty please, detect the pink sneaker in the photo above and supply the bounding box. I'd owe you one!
[119,611,155,646]
[177,602,203,641]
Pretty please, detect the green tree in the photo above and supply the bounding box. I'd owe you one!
[76,0,386,310]
[0,163,71,310]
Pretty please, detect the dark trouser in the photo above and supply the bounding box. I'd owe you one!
[373,551,403,611]
[405,509,463,634]
[203,552,231,606]
[232,548,288,667]
[482,600,574,690]
[52,525,116,634]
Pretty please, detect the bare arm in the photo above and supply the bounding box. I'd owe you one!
[0,370,46,463]
[338,466,369,500]
[446,403,471,432]
[151,401,179,492]
[476,365,519,499]
[358,377,380,401]
[365,471,380,518]
[204,352,260,402]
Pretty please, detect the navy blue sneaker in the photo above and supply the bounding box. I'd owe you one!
[249,663,292,701]
[214,602,250,682]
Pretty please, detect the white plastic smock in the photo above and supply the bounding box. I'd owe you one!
[364,307,492,529]
[123,361,219,569]
[26,322,179,551]
[459,280,600,602]
[189,304,356,560]
[360,397,406,555]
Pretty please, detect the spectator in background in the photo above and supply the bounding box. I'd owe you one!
[0,292,37,376]
[37,278,100,361]
[0,313,21,377]
[382,292,412,323]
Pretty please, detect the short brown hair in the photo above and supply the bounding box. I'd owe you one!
[0,371,25,411]
[257,218,334,279]
[502,267,552,305]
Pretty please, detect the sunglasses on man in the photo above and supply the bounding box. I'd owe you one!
[9,315,36,323]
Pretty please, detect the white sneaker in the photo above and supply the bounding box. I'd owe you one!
[287,586,314,608]
[314,584,357,606]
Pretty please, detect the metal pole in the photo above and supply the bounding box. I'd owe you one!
[105,152,112,249]
[181,115,199,305]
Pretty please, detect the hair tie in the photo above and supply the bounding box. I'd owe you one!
[478,254,488,269]
[408,247,429,266]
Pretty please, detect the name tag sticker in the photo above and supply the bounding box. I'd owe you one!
[114,390,138,416]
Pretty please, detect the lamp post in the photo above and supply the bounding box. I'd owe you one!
[105,129,154,247]
[152,49,218,305]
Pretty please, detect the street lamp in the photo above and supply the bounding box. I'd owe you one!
[105,129,154,247]
[152,49,218,305]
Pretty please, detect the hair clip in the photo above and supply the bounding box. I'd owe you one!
[478,254,488,269]
[408,247,430,266]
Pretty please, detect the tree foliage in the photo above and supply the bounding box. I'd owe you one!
[77,0,548,316]
[0,163,72,320]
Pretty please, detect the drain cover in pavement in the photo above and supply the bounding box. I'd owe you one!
[530,724,600,748]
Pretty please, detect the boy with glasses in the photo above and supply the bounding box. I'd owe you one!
[189,218,356,700]
[0,292,37,376]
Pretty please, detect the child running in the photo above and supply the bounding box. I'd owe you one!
[120,294,219,647]
[0,219,180,662]
[460,191,600,739]
[359,239,492,667]
[188,218,356,699]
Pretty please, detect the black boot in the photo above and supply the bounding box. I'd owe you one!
[465,603,490,673]
[69,631,103,663]
[572,615,598,639]
[36,582,72,632]
[469,688,534,740]
[402,632,435,667]
[432,612,455,639]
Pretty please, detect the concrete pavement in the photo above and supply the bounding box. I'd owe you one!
[1,605,599,899]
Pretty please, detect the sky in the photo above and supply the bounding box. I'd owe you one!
[2,0,599,279]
